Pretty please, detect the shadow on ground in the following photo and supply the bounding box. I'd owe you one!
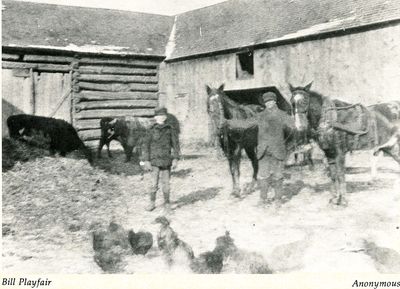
[181,154,204,160]
[172,187,222,209]
[282,180,309,202]
[314,179,391,194]
[171,168,193,178]
[93,150,143,176]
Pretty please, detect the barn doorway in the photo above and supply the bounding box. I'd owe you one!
[224,86,289,110]
[2,68,72,136]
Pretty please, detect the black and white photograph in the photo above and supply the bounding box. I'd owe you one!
[2,0,400,283]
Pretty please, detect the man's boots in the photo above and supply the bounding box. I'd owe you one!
[258,178,271,205]
[146,191,156,211]
[272,178,286,203]
[163,189,171,211]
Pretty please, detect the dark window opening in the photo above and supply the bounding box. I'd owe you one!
[236,51,254,79]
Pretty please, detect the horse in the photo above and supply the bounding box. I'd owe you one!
[206,84,261,197]
[368,101,400,124]
[289,82,400,206]
[206,84,304,198]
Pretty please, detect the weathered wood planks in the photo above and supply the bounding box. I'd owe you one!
[77,91,158,101]
[75,108,155,119]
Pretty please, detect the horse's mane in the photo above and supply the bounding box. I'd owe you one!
[296,87,353,108]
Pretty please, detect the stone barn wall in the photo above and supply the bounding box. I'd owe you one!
[159,24,400,144]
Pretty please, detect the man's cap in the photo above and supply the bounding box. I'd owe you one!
[154,107,168,116]
[261,92,277,103]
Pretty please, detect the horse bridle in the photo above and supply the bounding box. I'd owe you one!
[292,90,310,115]
[208,93,226,130]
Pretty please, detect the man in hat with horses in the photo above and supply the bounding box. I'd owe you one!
[140,107,181,211]
[225,92,295,205]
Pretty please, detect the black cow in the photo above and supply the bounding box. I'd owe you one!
[97,114,180,162]
[7,114,93,164]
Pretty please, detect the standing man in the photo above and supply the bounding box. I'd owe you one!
[226,92,295,204]
[140,107,181,211]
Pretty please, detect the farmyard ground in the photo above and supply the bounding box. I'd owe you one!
[2,145,400,273]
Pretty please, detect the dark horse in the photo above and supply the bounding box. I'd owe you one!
[206,84,297,197]
[290,82,400,206]
[206,84,261,197]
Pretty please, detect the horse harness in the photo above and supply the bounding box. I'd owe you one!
[317,97,378,150]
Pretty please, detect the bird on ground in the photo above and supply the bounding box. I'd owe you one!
[217,231,273,274]
[92,221,131,273]
[192,231,272,274]
[362,239,400,273]
[128,229,153,255]
[154,216,194,266]
[190,233,227,273]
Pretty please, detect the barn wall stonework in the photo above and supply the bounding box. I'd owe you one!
[159,24,400,144]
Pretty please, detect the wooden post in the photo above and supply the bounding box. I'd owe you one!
[71,55,80,126]
[29,68,36,115]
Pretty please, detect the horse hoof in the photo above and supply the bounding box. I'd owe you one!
[329,197,348,207]
[329,197,340,205]
[230,192,241,199]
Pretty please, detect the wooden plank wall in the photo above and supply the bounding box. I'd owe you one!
[34,72,72,122]
[72,56,160,147]
[2,51,161,147]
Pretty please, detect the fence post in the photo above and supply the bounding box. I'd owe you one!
[71,54,80,126]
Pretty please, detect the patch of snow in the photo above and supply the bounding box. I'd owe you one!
[7,43,151,56]
[165,16,177,59]
[265,16,357,43]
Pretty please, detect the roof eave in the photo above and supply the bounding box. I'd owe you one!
[2,45,166,59]
[165,18,400,63]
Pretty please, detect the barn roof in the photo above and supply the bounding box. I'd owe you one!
[2,0,400,59]
[167,0,400,60]
[1,0,174,57]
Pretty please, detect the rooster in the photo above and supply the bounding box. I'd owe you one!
[154,216,194,266]
[128,229,153,255]
[192,231,272,274]
[92,221,130,273]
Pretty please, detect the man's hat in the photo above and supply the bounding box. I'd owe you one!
[154,107,168,116]
[261,92,277,103]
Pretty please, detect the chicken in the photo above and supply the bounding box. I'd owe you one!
[154,216,194,266]
[128,229,153,255]
[190,236,225,273]
[363,240,400,273]
[207,231,272,274]
[92,221,130,273]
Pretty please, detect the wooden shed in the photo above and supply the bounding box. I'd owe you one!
[2,0,173,147]
[159,0,400,144]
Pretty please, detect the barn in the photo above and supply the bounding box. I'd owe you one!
[3,0,400,275]
[159,0,400,144]
[2,0,400,147]
[2,0,173,147]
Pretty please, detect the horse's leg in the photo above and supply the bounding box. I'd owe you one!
[324,147,347,206]
[244,146,258,194]
[327,157,340,205]
[336,154,348,206]
[229,144,242,198]
[370,149,381,180]
[306,149,315,170]
[106,141,112,158]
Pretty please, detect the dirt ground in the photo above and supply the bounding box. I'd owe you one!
[2,143,400,274]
